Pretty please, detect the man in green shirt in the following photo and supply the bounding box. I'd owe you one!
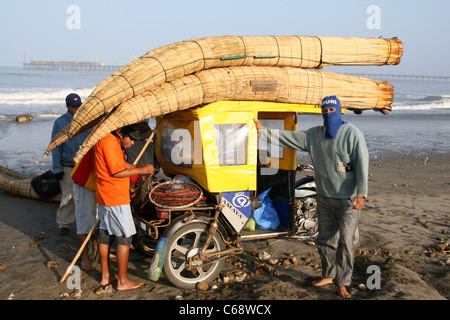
[254,96,368,298]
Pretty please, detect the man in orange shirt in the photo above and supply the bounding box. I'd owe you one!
[94,124,154,291]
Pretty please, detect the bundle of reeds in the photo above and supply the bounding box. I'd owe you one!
[73,67,393,161]
[0,167,61,202]
[43,35,403,161]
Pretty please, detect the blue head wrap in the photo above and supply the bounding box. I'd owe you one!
[321,96,346,139]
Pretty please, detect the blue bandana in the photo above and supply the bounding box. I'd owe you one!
[321,96,346,139]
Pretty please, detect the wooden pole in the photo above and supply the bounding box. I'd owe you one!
[60,220,100,283]
[132,129,156,165]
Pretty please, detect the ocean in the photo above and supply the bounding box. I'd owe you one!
[0,65,449,171]
[0,66,112,118]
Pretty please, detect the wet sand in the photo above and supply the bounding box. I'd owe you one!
[0,117,449,305]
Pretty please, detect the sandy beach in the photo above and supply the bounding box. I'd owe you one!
[0,118,449,304]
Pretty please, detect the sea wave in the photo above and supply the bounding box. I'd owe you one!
[0,87,94,106]
[392,96,450,111]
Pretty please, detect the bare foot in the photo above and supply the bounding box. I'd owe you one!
[117,279,144,291]
[313,277,334,287]
[81,258,95,271]
[100,274,118,286]
[336,285,352,299]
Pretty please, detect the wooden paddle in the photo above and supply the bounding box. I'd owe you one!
[60,128,156,283]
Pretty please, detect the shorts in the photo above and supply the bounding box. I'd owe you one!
[97,204,136,238]
[99,229,132,246]
[73,183,98,234]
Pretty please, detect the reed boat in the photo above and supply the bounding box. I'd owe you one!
[73,66,393,162]
[44,35,403,159]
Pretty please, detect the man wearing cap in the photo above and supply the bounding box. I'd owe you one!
[93,124,154,291]
[51,93,91,236]
[254,96,368,298]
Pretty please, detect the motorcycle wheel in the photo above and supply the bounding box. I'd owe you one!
[163,222,225,289]
[132,229,157,257]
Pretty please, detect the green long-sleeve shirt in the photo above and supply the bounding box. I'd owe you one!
[260,123,368,199]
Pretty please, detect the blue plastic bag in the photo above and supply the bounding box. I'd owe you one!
[252,188,280,230]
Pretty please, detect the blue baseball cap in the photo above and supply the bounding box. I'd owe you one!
[66,93,82,108]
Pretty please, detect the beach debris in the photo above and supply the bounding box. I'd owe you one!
[435,243,449,252]
[221,275,230,283]
[282,258,291,266]
[29,242,39,248]
[258,251,271,260]
[15,114,33,123]
[94,284,112,295]
[7,293,15,300]
[288,256,299,265]
[196,281,209,291]
[358,283,368,291]
[254,267,265,275]
[268,259,278,265]
[70,289,82,299]
[46,261,58,269]
[0,264,8,270]
[234,271,248,282]
[263,265,274,273]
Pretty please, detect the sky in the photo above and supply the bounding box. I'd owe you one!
[0,0,449,76]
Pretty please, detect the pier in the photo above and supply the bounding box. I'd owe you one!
[23,60,121,72]
[345,73,450,81]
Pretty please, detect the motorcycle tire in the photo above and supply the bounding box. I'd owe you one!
[132,229,157,257]
[163,222,225,289]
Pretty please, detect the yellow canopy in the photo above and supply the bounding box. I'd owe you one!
[155,101,330,193]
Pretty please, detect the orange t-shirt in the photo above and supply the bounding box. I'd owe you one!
[93,133,130,206]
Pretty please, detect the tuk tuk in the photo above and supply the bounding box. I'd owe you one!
[131,100,327,289]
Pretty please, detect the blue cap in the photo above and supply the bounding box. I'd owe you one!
[66,93,82,108]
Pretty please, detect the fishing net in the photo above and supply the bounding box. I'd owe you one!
[149,180,203,209]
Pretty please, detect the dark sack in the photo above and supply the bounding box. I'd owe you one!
[31,170,61,199]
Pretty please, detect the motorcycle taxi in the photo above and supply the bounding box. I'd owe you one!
[131,100,328,289]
